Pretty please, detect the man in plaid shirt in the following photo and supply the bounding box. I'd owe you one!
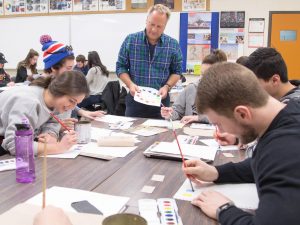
[116,4,183,118]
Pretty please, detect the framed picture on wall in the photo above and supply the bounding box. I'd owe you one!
[220,11,245,28]
[249,18,265,33]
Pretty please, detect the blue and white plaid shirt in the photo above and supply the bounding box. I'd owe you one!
[116,30,183,90]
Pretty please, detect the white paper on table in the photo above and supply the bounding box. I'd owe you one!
[79,142,137,159]
[109,121,133,130]
[142,119,185,129]
[172,135,199,145]
[134,86,161,107]
[26,186,129,216]
[128,126,168,137]
[91,127,140,143]
[0,158,16,172]
[190,123,215,130]
[149,142,217,161]
[95,115,136,124]
[174,179,259,209]
[45,145,83,159]
[200,139,239,151]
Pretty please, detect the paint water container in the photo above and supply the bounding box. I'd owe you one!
[75,121,91,144]
[15,123,35,183]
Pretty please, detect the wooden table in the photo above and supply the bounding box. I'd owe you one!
[0,118,245,225]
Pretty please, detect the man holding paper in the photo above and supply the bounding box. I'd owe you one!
[183,63,300,224]
[116,4,183,118]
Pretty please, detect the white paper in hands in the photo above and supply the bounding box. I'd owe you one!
[134,86,161,107]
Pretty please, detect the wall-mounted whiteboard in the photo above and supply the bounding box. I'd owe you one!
[0,12,180,71]
[0,16,70,69]
[70,12,180,71]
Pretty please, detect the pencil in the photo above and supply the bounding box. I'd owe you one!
[49,112,71,132]
[42,141,47,209]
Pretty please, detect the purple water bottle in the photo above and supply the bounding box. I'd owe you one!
[15,123,36,183]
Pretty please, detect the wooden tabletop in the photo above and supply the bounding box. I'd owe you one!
[0,118,245,225]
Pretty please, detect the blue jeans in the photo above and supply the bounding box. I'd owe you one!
[125,94,170,119]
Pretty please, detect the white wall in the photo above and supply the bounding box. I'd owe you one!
[210,0,300,56]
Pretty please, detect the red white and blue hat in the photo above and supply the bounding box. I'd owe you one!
[40,34,74,69]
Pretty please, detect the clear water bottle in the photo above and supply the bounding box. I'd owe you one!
[15,123,35,183]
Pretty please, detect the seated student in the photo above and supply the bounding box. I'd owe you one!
[216,47,300,146]
[77,51,109,110]
[235,55,248,65]
[39,34,104,121]
[15,49,39,83]
[73,54,89,76]
[0,52,14,87]
[161,49,227,124]
[0,71,88,156]
[184,62,300,225]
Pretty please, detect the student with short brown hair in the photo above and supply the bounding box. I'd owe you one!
[184,62,300,225]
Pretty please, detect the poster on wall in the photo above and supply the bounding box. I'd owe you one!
[49,0,72,12]
[99,0,125,10]
[186,12,212,75]
[154,0,174,10]
[73,0,98,11]
[0,0,4,15]
[4,0,26,15]
[26,0,48,13]
[219,28,244,61]
[248,33,264,48]
[131,0,147,9]
[249,18,265,33]
[182,0,206,11]
[220,11,245,28]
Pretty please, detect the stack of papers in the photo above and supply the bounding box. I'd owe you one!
[126,125,168,137]
[190,123,215,130]
[91,127,139,143]
[174,179,259,209]
[95,115,136,124]
[183,127,215,137]
[142,119,185,129]
[26,186,129,216]
[144,142,217,162]
[200,139,239,151]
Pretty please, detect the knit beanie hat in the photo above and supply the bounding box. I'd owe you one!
[40,34,74,69]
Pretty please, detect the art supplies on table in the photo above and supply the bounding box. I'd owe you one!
[190,123,215,130]
[172,135,199,145]
[126,125,168,137]
[109,121,133,130]
[79,142,137,160]
[143,142,217,162]
[183,127,215,137]
[142,119,185,129]
[0,158,16,172]
[45,144,83,159]
[134,86,162,107]
[95,115,136,124]
[26,186,129,216]
[138,198,183,225]
[174,179,259,209]
[200,138,239,151]
[0,203,103,225]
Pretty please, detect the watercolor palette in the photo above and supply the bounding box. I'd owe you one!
[134,86,162,107]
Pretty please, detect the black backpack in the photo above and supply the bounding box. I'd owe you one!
[101,81,127,116]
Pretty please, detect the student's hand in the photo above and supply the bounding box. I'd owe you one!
[183,159,219,184]
[181,115,199,124]
[7,81,15,87]
[33,206,73,225]
[58,130,77,151]
[61,118,78,131]
[78,109,106,120]
[129,83,140,96]
[38,133,57,144]
[161,107,173,119]
[214,132,237,146]
[191,191,232,220]
[158,85,169,99]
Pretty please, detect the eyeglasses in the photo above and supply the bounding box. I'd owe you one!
[46,45,73,55]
